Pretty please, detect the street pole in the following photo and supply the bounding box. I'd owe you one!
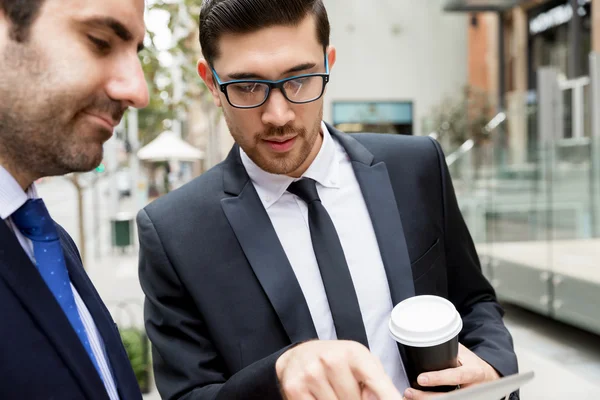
[127,108,142,213]
[590,53,600,236]
[93,175,100,259]
[172,56,184,139]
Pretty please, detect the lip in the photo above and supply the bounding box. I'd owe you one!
[82,111,118,131]
[264,136,297,153]
[265,136,296,143]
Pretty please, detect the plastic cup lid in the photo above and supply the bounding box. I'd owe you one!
[388,295,462,347]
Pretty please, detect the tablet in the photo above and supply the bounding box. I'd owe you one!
[435,371,535,400]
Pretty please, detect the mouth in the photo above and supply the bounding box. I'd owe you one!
[263,136,297,153]
[81,111,119,132]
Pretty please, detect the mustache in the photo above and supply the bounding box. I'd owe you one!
[259,126,306,140]
[82,96,127,124]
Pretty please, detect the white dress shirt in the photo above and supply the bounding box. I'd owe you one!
[0,166,120,400]
[240,122,409,391]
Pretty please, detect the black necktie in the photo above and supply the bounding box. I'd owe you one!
[288,178,369,348]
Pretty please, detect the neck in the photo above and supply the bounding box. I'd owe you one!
[0,156,36,191]
[287,130,324,178]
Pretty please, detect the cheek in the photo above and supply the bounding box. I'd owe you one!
[291,102,320,126]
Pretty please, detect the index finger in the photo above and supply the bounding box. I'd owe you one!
[417,365,484,387]
[348,350,403,399]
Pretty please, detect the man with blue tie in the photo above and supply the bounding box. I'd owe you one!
[0,0,149,398]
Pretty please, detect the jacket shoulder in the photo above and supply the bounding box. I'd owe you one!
[350,133,442,167]
[143,162,225,213]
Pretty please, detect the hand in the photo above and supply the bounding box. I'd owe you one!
[276,340,403,400]
[403,344,501,400]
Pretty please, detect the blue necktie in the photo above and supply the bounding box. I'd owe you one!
[12,198,102,378]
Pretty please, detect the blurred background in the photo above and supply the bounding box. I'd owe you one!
[36,0,600,398]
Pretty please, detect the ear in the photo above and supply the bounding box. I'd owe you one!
[197,58,223,108]
[326,45,337,71]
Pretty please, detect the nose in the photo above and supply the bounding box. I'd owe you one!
[105,53,150,109]
[261,89,295,127]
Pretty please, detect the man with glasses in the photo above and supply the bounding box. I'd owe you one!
[137,0,519,399]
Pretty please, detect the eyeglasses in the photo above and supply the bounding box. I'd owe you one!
[211,56,330,109]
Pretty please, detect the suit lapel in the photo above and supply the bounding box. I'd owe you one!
[219,126,415,357]
[220,148,318,344]
[329,125,415,305]
[0,222,108,400]
[328,125,414,366]
[58,227,141,400]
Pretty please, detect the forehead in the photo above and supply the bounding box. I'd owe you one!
[214,15,323,71]
[41,0,146,38]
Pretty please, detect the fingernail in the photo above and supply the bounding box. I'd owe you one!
[418,375,429,385]
[404,389,414,399]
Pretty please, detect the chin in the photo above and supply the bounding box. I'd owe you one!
[62,149,104,173]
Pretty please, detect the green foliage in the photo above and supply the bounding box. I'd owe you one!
[424,85,494,149]
[120,328,151,393]
[139,0,208,146]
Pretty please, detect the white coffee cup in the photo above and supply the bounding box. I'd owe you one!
[389,295,463,392]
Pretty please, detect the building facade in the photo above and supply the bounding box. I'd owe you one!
[451,0,599,163]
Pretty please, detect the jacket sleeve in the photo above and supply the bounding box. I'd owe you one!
[137,209,292,400]
[429,138,520,399]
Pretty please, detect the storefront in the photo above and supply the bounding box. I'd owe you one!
[331,101,414,135]
[528,0,593,89]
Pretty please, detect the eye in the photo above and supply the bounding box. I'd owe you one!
[87,35,111,53]
[239,83,259,93]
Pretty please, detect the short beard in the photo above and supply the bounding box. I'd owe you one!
[0,39,122,180]
[226,108,323,175]
[0,113,102,179]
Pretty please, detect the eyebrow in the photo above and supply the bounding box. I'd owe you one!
[82,17,145,52]
[227,62,318,80]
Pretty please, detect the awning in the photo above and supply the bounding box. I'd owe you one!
[444,0,524,12]
[137,130,204,162]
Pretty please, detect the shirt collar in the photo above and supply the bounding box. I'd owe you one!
[0,165,38,220]
[240,121,341,209]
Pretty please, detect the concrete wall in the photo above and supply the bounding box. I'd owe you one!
[322,0,468,135]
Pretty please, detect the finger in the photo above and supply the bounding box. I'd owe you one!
[308,384,338,400]
[279,363,324,400]
[343,344,402,399]
[403,387,444,400]
[281,390,317,400]
[325,362,362,400]
[351,362,402,400]
[417,365,485,387]
[303,363,339,400]
[361,387,379,400]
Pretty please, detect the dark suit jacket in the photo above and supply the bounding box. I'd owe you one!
[0,220,142,400]
[138,125,519,400]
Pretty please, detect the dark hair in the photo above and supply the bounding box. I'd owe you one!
[0,0,45,42]
[199,0,330,66]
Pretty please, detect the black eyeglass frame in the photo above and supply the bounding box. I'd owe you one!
[211,55,330,109]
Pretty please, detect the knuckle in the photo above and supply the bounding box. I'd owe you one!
[476,366,486,381]
[304,363,324,383]
[281,379,304,396]
[319,352,344,370]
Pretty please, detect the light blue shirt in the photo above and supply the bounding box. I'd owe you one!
[0,166,120,400]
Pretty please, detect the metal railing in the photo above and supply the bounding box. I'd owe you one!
[430,111,507,168]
